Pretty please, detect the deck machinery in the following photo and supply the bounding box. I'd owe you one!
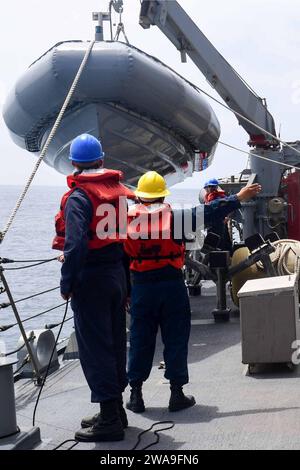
[138,0,300,322]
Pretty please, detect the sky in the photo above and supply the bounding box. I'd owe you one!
[0,0,299,188]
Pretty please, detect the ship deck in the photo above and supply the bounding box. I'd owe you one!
[10,282,300,450]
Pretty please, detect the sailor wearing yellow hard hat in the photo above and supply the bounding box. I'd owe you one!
[124,170,261,413]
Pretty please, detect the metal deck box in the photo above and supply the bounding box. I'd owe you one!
[238,275,299,365]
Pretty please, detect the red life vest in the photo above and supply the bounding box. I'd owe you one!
[52,170,135,251]
[205,190,226,203]
[124,203,185,272]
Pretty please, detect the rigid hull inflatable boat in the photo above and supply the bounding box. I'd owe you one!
[3,41,220,186]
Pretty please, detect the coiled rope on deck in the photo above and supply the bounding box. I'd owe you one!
[257,239,300,276]
[0,40,96,244]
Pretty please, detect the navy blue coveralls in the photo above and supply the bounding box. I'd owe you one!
[61,189,129,403]
[127,195,241,387]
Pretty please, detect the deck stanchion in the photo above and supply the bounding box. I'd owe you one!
[0,267,42,384]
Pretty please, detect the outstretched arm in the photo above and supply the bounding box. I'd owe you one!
[204,183,261,226]
[171,184,262,240]
[236,183,262,202]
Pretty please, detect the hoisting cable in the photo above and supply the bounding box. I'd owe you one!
[32,300,69,427]
[0,40,95,244]
[114,6,130,44]
[218,140,300,171]
[191,82,300,160]
[147,53,300,161]
[131,421,175,451]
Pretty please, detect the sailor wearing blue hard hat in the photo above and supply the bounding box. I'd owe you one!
[202,177,233,250]
[53,133,135,443]
[203,178,219,188]
[69,133,105,163]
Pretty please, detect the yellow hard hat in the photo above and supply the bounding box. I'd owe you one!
[135,171,170,199]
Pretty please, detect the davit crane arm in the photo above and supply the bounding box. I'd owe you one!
[139,0,277,148]
[139,0,300,239]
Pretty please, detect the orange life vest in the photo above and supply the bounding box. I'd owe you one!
[52,170,135,251]
[124,203,185,272]
[205,190,226,203]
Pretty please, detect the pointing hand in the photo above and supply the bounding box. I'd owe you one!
[236,183,262,202]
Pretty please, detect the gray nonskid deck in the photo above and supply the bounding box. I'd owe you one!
[14,283,300,450]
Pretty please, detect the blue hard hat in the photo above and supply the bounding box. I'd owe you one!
[69,134,105,163]
[204,178,219,188]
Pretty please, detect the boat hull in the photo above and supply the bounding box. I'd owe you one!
[3,41,220,185]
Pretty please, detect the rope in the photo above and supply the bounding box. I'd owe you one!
[0,40,95,244]
[0,427,20,440]
[125,44,300,163]
[32,300,69,426]
[4,342,26,357]
[1,332,35,357]
[2,342,26,357]
[0,324,14,332]
[0,257,58,264]
[18,303,67,325]
[219,140,300,171]
[45,316,73,329]
[131,421,175,451]
[13,355,30,376]
[52,439,79,451]
[3,259,59,271]
[0,286,60,309]
[0,303,67,332]
[256,239,300,276]
[191,82,300,160]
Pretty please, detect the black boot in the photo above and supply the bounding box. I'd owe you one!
[168,384,195,412]
[126,383,145,413]
[81,397,128,429]
[118,396,129,428]
[75,399,124,442]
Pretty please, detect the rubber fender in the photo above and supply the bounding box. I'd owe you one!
[230,247,265,306]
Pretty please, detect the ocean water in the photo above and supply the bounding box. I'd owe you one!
[0,185,200,351]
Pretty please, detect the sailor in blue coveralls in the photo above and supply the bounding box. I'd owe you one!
[52,134,134,442]
[124,171,261,413]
